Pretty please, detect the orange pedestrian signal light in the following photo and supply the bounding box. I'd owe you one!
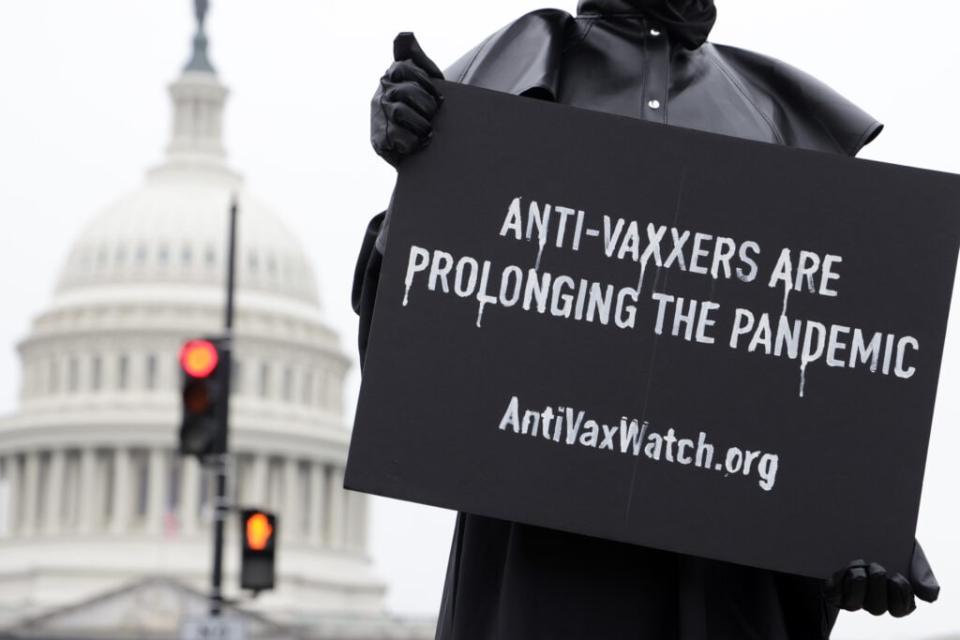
[180,339,219,378]
[240,509,276,592]
[245,512,273,551]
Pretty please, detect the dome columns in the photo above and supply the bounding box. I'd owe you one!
[1,455,21,537]
[346,490,369,553]
[180,456,201,536]
[77,448,97,533]
[1,446,364,557]
[166,73,229,165]
[282,459,299,544]
[109,448,131,534]
[147,448,167,532]
[309,461,327,547]
[19,453,38,538]
[326,466,346,549]
[42,449,65,535]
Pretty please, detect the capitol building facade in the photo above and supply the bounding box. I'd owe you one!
[0,7,431,640]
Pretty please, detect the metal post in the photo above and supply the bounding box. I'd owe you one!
[209,458,228,616]
[224,196,238,333]
[210,195,238,617]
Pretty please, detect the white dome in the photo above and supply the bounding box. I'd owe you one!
[57,160,320,309]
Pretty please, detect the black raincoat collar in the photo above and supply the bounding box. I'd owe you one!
[577,0,717,49]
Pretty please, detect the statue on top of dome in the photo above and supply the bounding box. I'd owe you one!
[185,0,215,73]
[195,0,209,28]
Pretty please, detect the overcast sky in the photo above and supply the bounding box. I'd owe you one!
[1,1,959,638]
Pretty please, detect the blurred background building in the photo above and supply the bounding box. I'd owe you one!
[0,3,432,639]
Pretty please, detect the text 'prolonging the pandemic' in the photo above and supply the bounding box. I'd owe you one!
[400,196,920,398]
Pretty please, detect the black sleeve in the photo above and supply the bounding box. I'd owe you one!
[910,540,940,603]
[794,539,936,630]
[352,211,387,367]
[772,571,839,637]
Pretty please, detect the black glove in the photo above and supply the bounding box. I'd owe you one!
[371,32,444,167]
[825,542,940,617]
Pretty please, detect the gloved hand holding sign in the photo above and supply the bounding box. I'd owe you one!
[825,543,939,617]
[371,33,444,167]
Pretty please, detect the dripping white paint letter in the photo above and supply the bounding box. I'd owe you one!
[403,245,431,306]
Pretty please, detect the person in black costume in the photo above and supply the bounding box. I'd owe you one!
[353,1,941,638]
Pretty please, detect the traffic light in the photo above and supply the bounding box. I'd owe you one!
[240,509,277,592]
[178,337,229,457]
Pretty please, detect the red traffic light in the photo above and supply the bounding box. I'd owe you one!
[180,340,219,378]
[245,512,274,551]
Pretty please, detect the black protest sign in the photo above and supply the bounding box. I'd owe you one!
[346,81,960,579]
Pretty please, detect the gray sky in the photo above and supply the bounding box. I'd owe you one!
[1,1,959,637]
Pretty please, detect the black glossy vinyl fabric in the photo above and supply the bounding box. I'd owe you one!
[352,4,909,639]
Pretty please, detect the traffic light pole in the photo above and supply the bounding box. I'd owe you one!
[210,196,238,617]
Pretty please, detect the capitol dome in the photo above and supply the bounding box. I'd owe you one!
[0,6,430,639]
[56,172,321,307]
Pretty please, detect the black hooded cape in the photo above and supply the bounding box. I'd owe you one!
[353,5,896,639]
